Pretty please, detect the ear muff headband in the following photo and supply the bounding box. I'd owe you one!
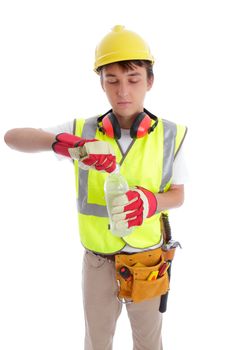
[144,108,159,135]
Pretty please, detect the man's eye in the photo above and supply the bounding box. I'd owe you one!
[107,80,118,84]
[129,80,139,84]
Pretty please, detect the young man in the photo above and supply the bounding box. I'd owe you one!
[4,25,187,350]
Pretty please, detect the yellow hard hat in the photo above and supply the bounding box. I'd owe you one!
[94,25,154,73]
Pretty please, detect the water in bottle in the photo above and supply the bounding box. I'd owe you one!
[104,165,134,237]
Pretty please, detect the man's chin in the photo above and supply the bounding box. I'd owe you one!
[113,108,140,119]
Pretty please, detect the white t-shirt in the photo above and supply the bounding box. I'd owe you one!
[42,119,188,253]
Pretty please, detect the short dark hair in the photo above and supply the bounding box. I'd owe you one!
[98,60,154,80]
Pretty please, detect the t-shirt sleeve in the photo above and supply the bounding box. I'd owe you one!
[41,120,75,160]
[41,120,75,135]
[171,142,189,185]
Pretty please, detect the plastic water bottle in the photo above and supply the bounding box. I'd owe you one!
[104,165,134,237]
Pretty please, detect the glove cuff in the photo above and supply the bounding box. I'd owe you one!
[52,133,86,157]
[136,186,157,218]
[55,133,86,147]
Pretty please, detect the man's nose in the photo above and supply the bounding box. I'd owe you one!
[117,82,129,97]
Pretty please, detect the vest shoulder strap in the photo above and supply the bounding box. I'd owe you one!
[75,117,99,138]
[175,124,188,158]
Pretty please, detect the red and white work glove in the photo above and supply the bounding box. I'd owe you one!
[52,133,116,173]
[110,186,157,230]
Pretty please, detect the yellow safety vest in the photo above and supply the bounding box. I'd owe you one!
[74,115,187,254]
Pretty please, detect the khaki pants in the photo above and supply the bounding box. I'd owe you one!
[82,250,163,350]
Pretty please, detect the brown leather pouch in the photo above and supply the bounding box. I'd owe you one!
[115,248,172,303]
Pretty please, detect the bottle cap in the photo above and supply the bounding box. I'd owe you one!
[112,163,120,174]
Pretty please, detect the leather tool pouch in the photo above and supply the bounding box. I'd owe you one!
[115,247,174,303]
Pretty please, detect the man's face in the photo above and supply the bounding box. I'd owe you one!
[101,63,153,128]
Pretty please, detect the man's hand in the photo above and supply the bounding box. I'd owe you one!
[52,133,116,173]
[110,186,157,230]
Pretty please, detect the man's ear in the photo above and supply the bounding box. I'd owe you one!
[100,77,106,92]
[99,71,105,91]
[147,76,154,91]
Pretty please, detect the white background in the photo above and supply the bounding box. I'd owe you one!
[1,0,243,349]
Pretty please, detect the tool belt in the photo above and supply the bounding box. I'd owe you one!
[115,247,176,303]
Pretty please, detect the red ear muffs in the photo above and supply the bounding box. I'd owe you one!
[130,112,152,139]
[97,109,158,139]
[102,113,121,139]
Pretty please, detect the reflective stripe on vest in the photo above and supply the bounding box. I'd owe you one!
[74,116,187,254]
